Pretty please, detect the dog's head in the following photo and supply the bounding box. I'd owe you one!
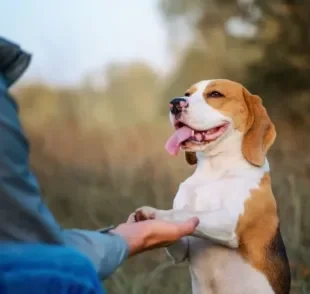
[165,79,276,167]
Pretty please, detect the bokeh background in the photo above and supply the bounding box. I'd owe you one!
[1,0,310,293]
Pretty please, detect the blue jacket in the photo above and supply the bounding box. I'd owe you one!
[0,37,129,279]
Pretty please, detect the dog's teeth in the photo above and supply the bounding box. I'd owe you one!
[191,130,194,136]
[195,133,202,142]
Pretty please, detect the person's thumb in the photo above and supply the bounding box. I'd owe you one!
[178,217,199,236]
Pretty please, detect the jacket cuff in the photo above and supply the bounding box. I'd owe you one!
[64,229,129,280]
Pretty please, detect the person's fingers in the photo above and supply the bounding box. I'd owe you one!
[176,217,199,236]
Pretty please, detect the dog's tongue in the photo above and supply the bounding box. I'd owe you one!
[165,126,192,156]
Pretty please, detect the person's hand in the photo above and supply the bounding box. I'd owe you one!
[110,214,199,256]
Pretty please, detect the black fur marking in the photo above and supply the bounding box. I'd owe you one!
[266,225,291,294]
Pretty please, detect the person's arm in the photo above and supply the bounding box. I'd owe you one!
[0,68,198,280]
[63,215,199,278]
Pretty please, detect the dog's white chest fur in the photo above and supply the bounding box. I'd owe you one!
[174,175,258,212]
[173,157,269,238]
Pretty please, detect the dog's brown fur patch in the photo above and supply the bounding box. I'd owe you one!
[236,173,291,294]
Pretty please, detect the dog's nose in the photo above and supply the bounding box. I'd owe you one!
[169,98,188,115]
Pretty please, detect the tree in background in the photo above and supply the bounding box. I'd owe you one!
[159,0,310,101]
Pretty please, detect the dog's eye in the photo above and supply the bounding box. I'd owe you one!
[207,91,224,98]
[184,92,191,97]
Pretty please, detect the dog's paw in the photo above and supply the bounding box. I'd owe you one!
[126,212,137,224]
[135,206,157,222]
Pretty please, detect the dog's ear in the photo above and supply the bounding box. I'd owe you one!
[242,88,276,167]
[185,151,197,165]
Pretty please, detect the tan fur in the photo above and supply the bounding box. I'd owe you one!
[202,80,276,165]
[186,79,276,167]
[202,80,249,131]
[242,89,276,167]
[236,173,278,270]
[237,173,290,294]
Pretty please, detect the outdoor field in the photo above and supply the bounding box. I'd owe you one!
[4,0,310,293]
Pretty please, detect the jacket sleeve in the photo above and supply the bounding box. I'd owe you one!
[0,74,129,280]
[64,229,129,279]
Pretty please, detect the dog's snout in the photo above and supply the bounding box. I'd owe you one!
[169,98,188,115]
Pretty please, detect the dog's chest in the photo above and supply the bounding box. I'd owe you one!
[173,175,260,214]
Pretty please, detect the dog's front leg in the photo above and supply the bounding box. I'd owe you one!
[135,206,239,248]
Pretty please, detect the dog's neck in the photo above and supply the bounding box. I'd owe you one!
[193,131,269,180]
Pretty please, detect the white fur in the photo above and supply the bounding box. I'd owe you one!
[137,81,274,293]
[188,244,274,294]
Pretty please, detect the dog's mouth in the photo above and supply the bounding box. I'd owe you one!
[165,121,229,156]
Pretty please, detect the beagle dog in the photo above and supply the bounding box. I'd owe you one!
[134,79,291,294]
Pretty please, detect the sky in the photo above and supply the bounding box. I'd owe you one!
[0,0,170,86]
